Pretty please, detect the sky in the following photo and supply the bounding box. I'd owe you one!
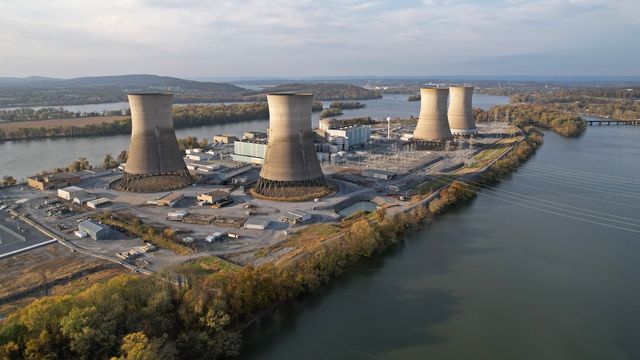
[1,0,639,78]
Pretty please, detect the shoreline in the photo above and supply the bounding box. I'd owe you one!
[233,126,543,340]
[0,125,546,358]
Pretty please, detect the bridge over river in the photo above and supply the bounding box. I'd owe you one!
[585,119,640,126]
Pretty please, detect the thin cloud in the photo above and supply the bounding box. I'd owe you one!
[0,0,638,77]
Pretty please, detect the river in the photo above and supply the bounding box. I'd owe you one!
[0,94,508,179]
[240,126,640,359]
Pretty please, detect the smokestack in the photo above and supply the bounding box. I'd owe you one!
[120,93,192,192]
[448,86,477,136]
[413,88,452,141]
[254,93,329,200]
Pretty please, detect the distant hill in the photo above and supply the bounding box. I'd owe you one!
[0,74,250,108]
[0,75,383,107]
[0,76,61,85]
[244,83,382,101]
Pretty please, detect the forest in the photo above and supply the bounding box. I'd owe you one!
[244,83,382,101]
[475,104,586,137]
[0,108,125,122]
[0,103,270,141]
[509,87,640,121]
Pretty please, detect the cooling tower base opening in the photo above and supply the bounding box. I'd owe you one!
[450,128,478,136]
[253,176,331,201]
[118,168,193,193]
[408,139,452,151]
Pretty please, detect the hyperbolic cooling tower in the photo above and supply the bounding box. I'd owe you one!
[413,88,452,141]
[254,93,329,200]
[119,93,192,192]
[448,86,477,135]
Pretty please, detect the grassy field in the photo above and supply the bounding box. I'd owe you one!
[0,115,129,131]
[0,243,126,317]
[474,147,510,161]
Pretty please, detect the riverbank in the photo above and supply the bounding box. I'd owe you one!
[0,124,546,359]
[240,126,640,359]
[0,103,270,142]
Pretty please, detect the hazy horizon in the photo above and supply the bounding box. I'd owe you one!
[1,0,639,78]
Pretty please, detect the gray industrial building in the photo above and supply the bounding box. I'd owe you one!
[413,88,452,141]
[232,139,268,164]
[78,220,112,240]
[120,93,192,192]
[362,169,397,180]
[448,86,477,136]
[254,93,329,200]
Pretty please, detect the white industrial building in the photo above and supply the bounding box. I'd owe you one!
[58,186,85,200]
[73,193,97,205]
[324,125,371,150]
[281,210,312,224]
[87,198,111,209]
[244,217,271,230]
[232,139,267,165]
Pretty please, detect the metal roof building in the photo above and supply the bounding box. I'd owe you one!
[78,220,111,240]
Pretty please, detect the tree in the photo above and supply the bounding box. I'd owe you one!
[117,150,128,164]
[374,208,386,224]
[103,154,118,169]
[1,176,17,187]
[116,332,175,360]
[346,219,379,257]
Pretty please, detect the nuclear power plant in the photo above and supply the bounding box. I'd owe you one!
[254,93,329,200]
[413,87,452,141]
[119,93,192,192]
[14,82,521,272]
[448,86,477,136]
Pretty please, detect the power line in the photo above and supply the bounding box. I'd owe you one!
[459,179,640,228]
[523,163,640,184]
[472,191,640,234]
[458,175,640,210]
[516,167,640,192]
[511,171,640,199]
[423,175,640,234]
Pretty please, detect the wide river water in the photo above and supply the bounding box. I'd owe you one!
[0,94,507,179]
[240,126,640,359]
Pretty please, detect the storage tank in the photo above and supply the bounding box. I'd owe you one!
[413,88,452,141]
[448,86,477,135]
[119,93,192,192]
[254,93,329,200]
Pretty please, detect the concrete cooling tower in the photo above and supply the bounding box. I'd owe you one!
[119,93,192,192]
[254,93,329,200]
[413,88,452,141]
[448,86,477,136]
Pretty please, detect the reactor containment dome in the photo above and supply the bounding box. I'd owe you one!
[254,93,330,200]
[413,87,452,141]
[448,86,477,136]
[119,93,192,192]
